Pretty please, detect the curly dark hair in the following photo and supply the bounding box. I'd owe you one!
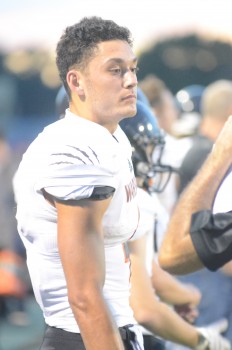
[56,16,133,95]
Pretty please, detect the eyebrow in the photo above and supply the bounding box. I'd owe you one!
[106,57,138,65]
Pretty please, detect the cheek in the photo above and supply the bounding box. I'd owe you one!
[96,84,119,104]
[90,88,115,114]
[89,79,116,97]
[86,76,121,110]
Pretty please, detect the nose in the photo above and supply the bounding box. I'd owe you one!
[123,70,137,88]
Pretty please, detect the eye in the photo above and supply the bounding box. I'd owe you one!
[110,68,122,75]
[131,66,139,74]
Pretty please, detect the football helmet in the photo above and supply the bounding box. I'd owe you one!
[120,100,174,193]
[55,86,69,118]
[176,84,205,115]
[173,84,205,136]
[137,86,150,106]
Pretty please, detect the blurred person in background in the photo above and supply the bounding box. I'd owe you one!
[172,85,205,140]
[138,74,178,137]
[0,130,29,326]
[55,85,69,119]
[168,80,232,349]
[158,114,232,289]
[54,84,231,350]
[139,77,232,349]
[139,74,193,214]
[176,80,232,195]
[120,100,230,350]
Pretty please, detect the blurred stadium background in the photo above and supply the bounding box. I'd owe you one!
[1,1,232,349]
[1,0,232,149]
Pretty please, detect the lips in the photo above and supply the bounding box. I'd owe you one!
[122,95,136,101]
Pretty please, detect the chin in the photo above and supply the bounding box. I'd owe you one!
[117,104,137,122]
[126,104,137,117]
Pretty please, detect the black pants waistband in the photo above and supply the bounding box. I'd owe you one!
[45,324,135,341]
[119,324,136,341]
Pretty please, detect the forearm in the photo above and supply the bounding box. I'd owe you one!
[70,290,124,350]
[57,198,124,349]
[159,137,232,274]
[152,261,201,305]
[154,274,200,306]
[136,299,199,348]
[130,251,198,348]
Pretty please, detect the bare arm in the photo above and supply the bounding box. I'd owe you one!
[152,260,201,306]
[152,260,201,324]
[158,116,232,274]
[128,236,200,347]
[56,197,124,350]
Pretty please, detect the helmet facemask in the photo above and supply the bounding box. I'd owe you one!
[120,100,175,194]
[132,132,173,193]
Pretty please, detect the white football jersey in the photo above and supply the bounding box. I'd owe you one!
[104,243,135,326]
[13,110,139,332]
[130,188,169,275]
[213,168,232,214]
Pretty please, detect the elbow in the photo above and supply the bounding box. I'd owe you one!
[158,230,205,275]
[68,292,89,314]
[133,307,155,327]
[158,248,175,273]
[158,249,185,275]
[158,236,177,273]
[158,234,188,275]
[158,248,202,276]
[133,306,165,336]
[68,288,98,319]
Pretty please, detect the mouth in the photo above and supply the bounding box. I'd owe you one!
[122,94,136,101]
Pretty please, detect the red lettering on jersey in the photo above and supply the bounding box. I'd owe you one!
[125,177,137,202]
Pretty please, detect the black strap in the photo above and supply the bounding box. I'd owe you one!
[190,209,232,271]
[119,324,136,341]
[90,186,115,200]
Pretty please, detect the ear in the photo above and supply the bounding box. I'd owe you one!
[66,70,84,96]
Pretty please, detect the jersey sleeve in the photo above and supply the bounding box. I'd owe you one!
[35,144,119,201]
[190,209,232,271]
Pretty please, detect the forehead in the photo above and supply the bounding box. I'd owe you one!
[93,40,137,65]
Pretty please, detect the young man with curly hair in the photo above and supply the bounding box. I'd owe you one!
[13,16,142,350]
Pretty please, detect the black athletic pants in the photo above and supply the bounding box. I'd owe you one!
[143,334,166,350]
[39,325,141,350]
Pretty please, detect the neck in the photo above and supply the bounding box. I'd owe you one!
[69,104,118,134]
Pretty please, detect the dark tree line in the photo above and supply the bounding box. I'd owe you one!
[137,34,232,93]
[1,33,232,120]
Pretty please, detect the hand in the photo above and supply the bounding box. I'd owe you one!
[185,284,202,307]
[196,319,231,350]
[174,284,201,323]
[174,303,199,324]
